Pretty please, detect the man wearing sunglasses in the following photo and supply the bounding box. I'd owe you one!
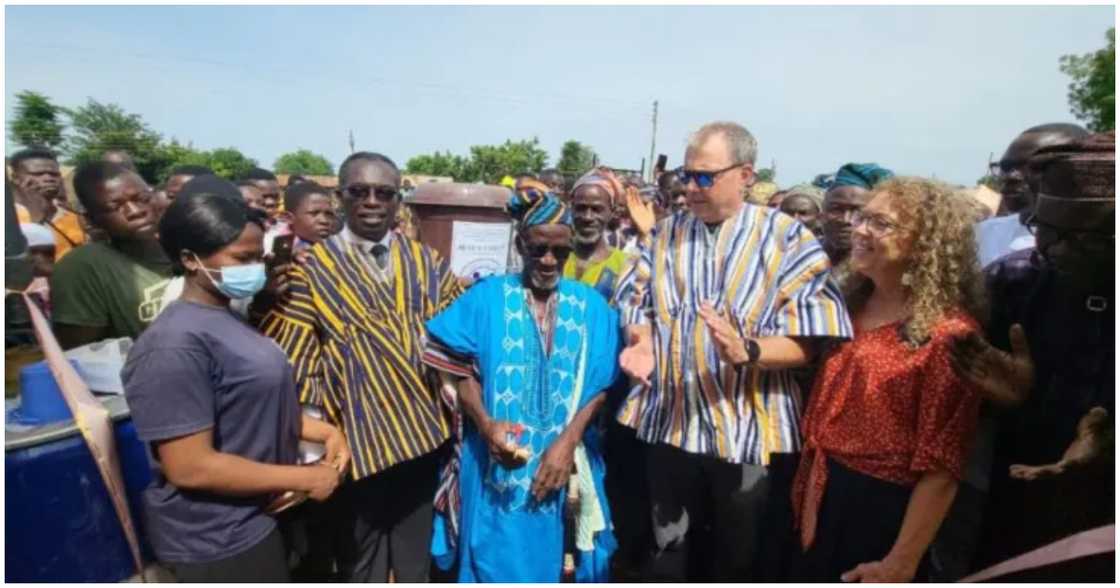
[974,123,1088,268]
[421,188,621,582]
[953,131,1114,581]
[261,151,464,582]
[614,121,852,581]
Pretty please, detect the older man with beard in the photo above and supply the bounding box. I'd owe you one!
[422,186,621,582]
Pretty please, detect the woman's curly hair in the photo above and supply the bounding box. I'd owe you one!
[843,177,988,346]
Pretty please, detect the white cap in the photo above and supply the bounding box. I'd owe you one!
[20,223,56,249]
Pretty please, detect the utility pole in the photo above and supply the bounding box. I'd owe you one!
[348,129,355,154]
[648,100,658,182]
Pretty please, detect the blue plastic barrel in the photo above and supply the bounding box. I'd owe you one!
[5,411,154,582]
[17,360,77,424]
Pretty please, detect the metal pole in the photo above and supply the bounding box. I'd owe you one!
[648,100,658,182]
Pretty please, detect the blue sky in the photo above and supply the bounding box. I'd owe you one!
[5,5,1114,185]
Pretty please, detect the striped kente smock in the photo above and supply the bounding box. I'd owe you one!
[615,204,853,465]
[261,233,463,479]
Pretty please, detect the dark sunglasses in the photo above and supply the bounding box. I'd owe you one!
[526,244,573,261]
[676,163,743,189]
[344,183,399,202]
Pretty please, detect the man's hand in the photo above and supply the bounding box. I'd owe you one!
[1009,463,1066,480]
[531,435,577,501]
[323,426,351,474]
[698,303,750,365]
[482,420,530,469]
[949,324,1033,407]
[841,554,919,583]
[1010,406,1110,481]
[262,256,294,299]
[619,328,654,386]
[626,188,656,236]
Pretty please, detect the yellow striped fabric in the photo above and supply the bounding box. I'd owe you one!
[261,233,463,479]
[615,204,853,465]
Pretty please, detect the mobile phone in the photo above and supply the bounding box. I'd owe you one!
[655,154,668,174]
[271,234,295,267]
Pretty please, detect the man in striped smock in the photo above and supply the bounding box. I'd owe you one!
[261,152,462,582]
[616,122,853,580]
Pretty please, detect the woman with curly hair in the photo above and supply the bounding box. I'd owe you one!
[789,177,987,582]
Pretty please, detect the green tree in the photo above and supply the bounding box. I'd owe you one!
[9,90,66,151]
[274,149,334,176]
[755,168,775,183]
[205,148,258,180]
[977,174,1000,190]
[405,138,548,183]
[151,141,257,182]
[1060,27,1115,132]
[405,150,472,180]
[468,138,549,184]
[64,98,165,183]
[556,140,597,180]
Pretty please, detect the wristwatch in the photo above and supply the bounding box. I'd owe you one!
[743,337,761,366]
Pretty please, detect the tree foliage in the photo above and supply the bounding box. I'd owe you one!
[274,149,334,176]
[977,174,1000,190]
[405,150,471,180]
[9,90,66,151]
[64,98,166,183]
[755,167,775,183]
[405,138,549,183]
[468,138,549,184]
[1060,27,1115,132]
[556,140,597,180]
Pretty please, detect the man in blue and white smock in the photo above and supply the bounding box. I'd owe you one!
[615,121,853,580]
[422,184,621,582]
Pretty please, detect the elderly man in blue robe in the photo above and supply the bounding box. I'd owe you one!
[422,183,621,582]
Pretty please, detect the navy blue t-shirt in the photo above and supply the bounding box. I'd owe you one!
[122,300,301,564]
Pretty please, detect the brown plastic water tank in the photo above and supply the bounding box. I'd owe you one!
[406,182,512,278]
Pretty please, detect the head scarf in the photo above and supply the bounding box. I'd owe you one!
[1029,131,1115,201]
[783,183,826,209]
[831,163,895,190]
[20,223,55,249]
[507,183,572,228]
[747,180,779,205]
[571,167,626,206]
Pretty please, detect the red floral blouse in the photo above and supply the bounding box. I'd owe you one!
[792,309,983,550]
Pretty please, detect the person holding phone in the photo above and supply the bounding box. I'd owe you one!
[122,176,349,581]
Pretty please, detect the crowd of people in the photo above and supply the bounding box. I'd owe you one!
[3,118,1114,583]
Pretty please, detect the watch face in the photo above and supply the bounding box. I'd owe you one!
[747,339,761,363]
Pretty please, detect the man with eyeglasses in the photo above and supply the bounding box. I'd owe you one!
[952,131,1115,581]
[819,162,894,269]
[614,121,852,581]
[421,187,621,582]
[261,151,462,582]
[49,161,172,349]
[974,123,1088,268]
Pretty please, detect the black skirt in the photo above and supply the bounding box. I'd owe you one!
[793,457,930,582]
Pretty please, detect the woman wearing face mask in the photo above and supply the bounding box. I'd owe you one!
[789,177,987,582]
[121,177,350,582]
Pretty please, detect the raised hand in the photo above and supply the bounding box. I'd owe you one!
[626,188,656,236]
[949,324,1033,407]
[698,303,749,366]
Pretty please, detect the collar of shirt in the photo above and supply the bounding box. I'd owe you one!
[341,225,393,254]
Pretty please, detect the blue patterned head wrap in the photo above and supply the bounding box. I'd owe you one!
[507,179,573,228]
[831,163,895,190]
